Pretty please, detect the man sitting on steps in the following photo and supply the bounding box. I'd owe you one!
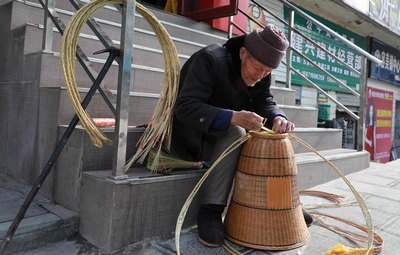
[171,24,314,247]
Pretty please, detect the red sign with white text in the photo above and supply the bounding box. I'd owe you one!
[365,87,393,163]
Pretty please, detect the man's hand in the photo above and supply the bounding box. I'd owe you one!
[272,116,295,133]
[231,110,263,131]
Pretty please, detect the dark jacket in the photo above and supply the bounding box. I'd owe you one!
[171,35,286,161]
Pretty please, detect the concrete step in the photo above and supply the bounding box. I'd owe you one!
[0,172,79,255]
[77,147,369,252]
[279,104,318,128]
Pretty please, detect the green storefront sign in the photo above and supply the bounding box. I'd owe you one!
[284,6,368,93]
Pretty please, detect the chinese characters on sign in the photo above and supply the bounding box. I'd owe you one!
[365,87,393,163]
[284,6,368,93]
[370,39,400,85]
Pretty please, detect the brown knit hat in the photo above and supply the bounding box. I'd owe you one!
[244,24,289,69]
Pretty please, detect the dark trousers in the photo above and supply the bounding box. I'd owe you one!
[199,125,246,206]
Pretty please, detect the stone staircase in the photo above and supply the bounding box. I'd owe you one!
[0,0,369,253]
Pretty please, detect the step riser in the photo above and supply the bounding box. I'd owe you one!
[54,127,145,212]
[270,87,296,106]
[280,106,318,128]
[79,171,201,252]
[291,129,342,153]
[39,53,166,94]
[297,151,370,190]
[58,89,157,126]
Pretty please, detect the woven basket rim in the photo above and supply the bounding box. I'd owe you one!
[251,132,288,140]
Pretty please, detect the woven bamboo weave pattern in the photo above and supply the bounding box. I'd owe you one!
[225,132,309,250]
[241,133,295,158]
[237,156,297,176]
[225,203,309,250]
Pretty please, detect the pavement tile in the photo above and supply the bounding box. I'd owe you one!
[387,180,400,190]
[0,199,46,223]
[378,231,400,254]
[366,169,400,181]
[346,172,398,187]
[157,230,228,255]
[380,216,400,238]
[39,203,77,220]
[303,184,365,202]
[338,180,400,202]
[15,240,83,255]
[0,213,60,236]
[363,195,400,215]
[308,224,363,248]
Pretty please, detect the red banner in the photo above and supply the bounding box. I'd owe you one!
[365,87,393,163]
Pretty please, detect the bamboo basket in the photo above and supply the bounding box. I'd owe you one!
[224,132,310,250]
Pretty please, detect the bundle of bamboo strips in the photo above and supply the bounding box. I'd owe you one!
[124,2,180,172]
[61,0,180,172]
[146,149,204,173]
[61,0,121,147]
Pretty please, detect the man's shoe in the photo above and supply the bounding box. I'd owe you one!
[197,204,225,247]
[302,207,314,227]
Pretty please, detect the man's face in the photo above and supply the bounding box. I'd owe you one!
[240,48,273,86]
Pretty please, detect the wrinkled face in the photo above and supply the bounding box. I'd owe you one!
[240,47,273,86]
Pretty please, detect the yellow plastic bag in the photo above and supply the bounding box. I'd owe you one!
[326,243,371,255]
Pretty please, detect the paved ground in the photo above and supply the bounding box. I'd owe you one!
[2,160,400,254]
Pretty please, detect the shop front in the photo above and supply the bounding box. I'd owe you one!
[283,5,368,149]
[368,39,400,162]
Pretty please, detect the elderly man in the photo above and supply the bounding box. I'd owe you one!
[171,24,313,247]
